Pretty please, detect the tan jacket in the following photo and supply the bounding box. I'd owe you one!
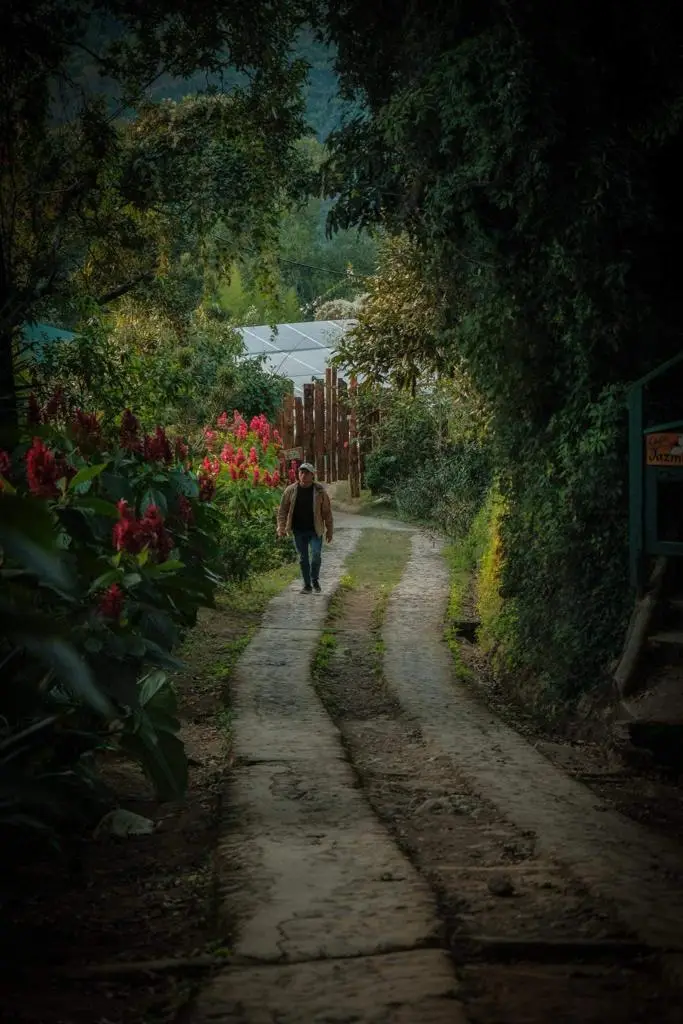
[277,483,333,539]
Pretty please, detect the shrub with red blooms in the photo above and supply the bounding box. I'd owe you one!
[143,426,173,465]
[112,500,174,561]
[98,583,125,620]
[198,472,216,502]
[120,409,142,452]
[25,437,69,498]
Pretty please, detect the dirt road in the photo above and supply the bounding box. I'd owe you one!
[191,516,683,1023]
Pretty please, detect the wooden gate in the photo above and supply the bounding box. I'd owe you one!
[276,374,362,497]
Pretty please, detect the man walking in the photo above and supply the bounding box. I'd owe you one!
[277,462,333,594]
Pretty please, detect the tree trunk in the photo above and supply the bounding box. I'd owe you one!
[0,328,18,430]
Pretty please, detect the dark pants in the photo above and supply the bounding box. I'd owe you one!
[293,531,323,587]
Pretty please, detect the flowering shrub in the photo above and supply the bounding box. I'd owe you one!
[0,394,288,862]
[195,410,291,580]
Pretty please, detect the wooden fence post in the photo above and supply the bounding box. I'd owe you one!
[282,393,295,451]
[324,367,333,484]
[294,396,304,452]
[314,380,325,479]
[303,383,314,463]
[338,378,348,481]
[349,375,360,498]
[330,367,338,482]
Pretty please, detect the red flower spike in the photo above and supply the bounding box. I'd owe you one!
[26,437,62,498]
[198,472,216,502]
[143,426,173,464]
[98,583,125,620]
[120,409,141,452]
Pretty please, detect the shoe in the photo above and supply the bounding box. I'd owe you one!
[312,581,321,593]
[301,585,312,594]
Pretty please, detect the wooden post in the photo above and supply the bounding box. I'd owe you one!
[303,383,314,464]
[294,396,304,451]
[282,394,295,450]
[314,380,325,479]
[330,368,338,482]
[338,379,347,480]
[349,375,360,498]
[324,367,333,484]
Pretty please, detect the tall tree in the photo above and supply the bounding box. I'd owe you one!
[0,0,312,427]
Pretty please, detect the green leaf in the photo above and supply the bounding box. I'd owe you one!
[72,495,119,518]
[0,494,73,591]
[20,636,113,719]
[89,568,123,593]
[141,488,168,515]
[69,462,109,492]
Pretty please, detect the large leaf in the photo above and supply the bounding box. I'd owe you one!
[20,637,113,719]
[69,462,109,492]
[0,494,72,591]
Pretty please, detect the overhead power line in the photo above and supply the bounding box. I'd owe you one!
[276,256,373,278]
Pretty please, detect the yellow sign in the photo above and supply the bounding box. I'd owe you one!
[645,432,683,466]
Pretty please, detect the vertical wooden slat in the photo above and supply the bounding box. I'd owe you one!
[314,380,325,479]
[324,367,333,483]
[349,375,360,498]
[283,393,295,451]
[330,368,338,482]
[294,396,304,451]
[303,383,314,464]
[337,379,347,480]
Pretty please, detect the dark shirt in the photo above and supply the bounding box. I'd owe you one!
[291,484,315,533]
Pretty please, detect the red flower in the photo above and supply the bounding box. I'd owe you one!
[98,583,124,620]
[235,421,247,441]
[120,409,141,452]
[217,412,229,429]
[71,409,101,448]
[202,455,220,476]
[178,495,194,526]
[252,466,260,486]
[273,429,282,447]
[235,447,246,466]
[174,436,189,462]
[143,426,172,464]
[271,469,280,486]
[220,442,234,463]
[198,472,216,502]
[263,470,272,487]
[27,394,42,426]
[139,504,173,561]
[112,500,173,560]
[204,428,218,448]
[248,446,258,465]
[112,500,140,553]
[26,437,63,498]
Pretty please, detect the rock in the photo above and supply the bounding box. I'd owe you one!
[487,873,515,898]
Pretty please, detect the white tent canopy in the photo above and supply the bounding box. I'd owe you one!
[236,319,356,395]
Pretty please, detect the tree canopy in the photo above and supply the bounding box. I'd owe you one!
[0,0,314,426]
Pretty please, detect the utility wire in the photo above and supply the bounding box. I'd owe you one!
[276,256,373,278]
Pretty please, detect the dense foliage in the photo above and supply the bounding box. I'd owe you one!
[319,0,683,707]
[0,0,313,426]
[0,397,286,877]
[359,383,491,539]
